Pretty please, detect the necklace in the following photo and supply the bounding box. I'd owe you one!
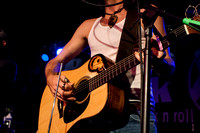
[105,7,124,28]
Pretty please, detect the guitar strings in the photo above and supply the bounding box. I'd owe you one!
[72,55,134,94]
[74,17,200,95]
[162,26,185,45]
[72,54,138,95]
[72,25,188,95]
[74,54,136,94]
[161,25,186,45]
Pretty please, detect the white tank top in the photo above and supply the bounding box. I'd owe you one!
[88,17,125,62]
[88,17,154,105]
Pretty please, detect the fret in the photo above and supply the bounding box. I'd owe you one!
[115,64,119,77]
[92,80,94,91]
[131,55,137,67]
[102,74,106,84]
[115,65,119,77]
[119,66,122,74]
[112,66,115,79]
[108,70,112,81]
[123,59,126,71]
[89,80,93,92]
[105,74,108,83]
[115,62,120,75]
[97,78,100,88]
[128,58,131,68]
[125,62,129,71]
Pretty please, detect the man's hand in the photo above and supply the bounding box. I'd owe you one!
[47,75,76,102]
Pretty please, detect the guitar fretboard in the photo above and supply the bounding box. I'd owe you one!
[161,25,186,49]
[89,54,140,92]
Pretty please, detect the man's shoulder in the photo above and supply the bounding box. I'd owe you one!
[74,17,100,39]
[78,17,100,33]
[82,18,99,26]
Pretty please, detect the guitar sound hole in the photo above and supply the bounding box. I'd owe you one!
[64,78,90,123]
[75,79,89,102]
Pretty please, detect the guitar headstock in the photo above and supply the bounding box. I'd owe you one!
[185,15,200,35]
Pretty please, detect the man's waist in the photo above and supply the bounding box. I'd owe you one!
[129,99,155,114]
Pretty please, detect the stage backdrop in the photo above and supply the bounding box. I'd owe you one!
[153,34,200,133]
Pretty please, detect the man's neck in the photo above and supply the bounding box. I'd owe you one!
[105,0,124,14]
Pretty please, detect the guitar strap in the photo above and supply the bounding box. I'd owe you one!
[115,4,140,63]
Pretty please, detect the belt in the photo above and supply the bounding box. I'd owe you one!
[129,100,155,114]
[129,102,140,114]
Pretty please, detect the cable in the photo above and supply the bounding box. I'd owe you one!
[82,0,125,7]
[48,63,63,133]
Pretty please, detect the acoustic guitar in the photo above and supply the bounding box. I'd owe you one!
[38,17,200,133]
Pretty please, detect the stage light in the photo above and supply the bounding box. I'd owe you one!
[56,48,63,55]
[41,54,49,62]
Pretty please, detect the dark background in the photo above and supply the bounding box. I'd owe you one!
[0,0,199,132]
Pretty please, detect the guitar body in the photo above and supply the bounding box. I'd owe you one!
[38,54,129,133]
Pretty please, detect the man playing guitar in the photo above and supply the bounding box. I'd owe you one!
[40,0,175,132]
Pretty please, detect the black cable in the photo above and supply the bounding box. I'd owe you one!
[82,0,125,7]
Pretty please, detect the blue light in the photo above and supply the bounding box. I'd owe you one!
[56,48,63,55]
[41,54,49,61]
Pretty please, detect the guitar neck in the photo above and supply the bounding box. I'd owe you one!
[89,54,140,92]
[161,25,186,49]
[88,22,199,92]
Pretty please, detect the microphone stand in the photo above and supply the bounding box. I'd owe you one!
[140,4,183,133]
[142,29,151,133]
[140,10,156,133]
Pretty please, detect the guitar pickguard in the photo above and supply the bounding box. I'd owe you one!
[63,76,90,123]
[63,95,90,123]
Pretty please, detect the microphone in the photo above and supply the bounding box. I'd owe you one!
[182,18,200,32]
